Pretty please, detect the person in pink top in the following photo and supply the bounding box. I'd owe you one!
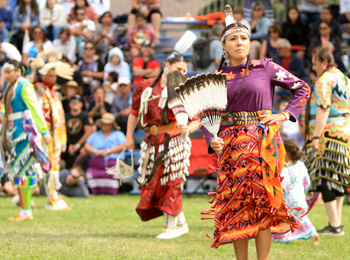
[70,0,98,22]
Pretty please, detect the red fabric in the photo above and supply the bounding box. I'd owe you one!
[281,56,292,71]
[132,58,161,86]
[188,138,216,175]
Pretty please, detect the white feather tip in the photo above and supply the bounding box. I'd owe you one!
[224,5,235,26]
[174,30,197,54]
[1,42,22,61]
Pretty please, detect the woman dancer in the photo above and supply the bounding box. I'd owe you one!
[2,60,51,221]
[125,54,199,239]
[304,47,350,236]
[272,139,319,245]
[202,23,310,258]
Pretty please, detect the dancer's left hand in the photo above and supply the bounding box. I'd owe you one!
[259,113,287,124]
[311,139,320,152]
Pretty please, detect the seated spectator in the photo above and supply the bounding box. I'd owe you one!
[39,0,67,41]
[61,80,84,113]
[70,0,98,22]
[0,175,18,197]
[128,12,159,59]
[75,41,104,99]
[195,24,224,74]
[128,0,162,37]
[103,71,119,104]
[12,0,40,52]
[132,42,161,86]
[249,1,272,59]
[83,113,126,195]
[22,26,53,70]
[56,167,89,198]
[233,7,251,32]
[338,0,350,26]
[70,7,96,58]
[88,86,111,122]
[311,6,343,40]
[0,0,12,42]
[273,38,305,79]
[243,0,274,20]
[308,21,342,60]
[300,0,325,26]
[62,95,93,169]
[111,77,132,135]
[260,24,282,59]
[89,0,110,16]
[53,28,77,63]
[282,7,309,59]
[104,47,131,82]
[93,11,119,62]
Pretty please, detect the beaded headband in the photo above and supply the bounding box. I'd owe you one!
[3,63,16,71]
[222,27,251,42]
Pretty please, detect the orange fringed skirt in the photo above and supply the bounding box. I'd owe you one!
[202,123,302,248]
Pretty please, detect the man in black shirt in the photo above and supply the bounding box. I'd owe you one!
[62,95,94,169]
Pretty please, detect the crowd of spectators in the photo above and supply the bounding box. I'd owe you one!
[0,0,350,199]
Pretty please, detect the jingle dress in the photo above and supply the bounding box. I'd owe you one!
[4,78,51,188]
[304,71,350,193]
[201,59,310,248]
[130,78,191,221]
[271,161,317,242]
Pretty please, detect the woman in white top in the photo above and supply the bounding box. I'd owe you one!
[22,26,53,72]
[40,0,67,40]
[53,28,77,63]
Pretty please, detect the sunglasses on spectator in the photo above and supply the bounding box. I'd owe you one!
[84,47,94,50]
[269,30,276,34]
[253,8,262,11]
[319,27,328,30]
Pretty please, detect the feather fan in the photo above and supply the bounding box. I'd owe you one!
[1,42,22,61]
[174,30,197,54]
[175,73,227,140]
[224,5,235,26]
[167,71,188,126]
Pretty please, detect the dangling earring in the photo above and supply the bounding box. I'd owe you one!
[322,65,327,71]
[163,68,169,75]
[223,49,229,59]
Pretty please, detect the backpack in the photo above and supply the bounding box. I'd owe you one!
[192,37,216,69]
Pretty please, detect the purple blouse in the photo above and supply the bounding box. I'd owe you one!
[201,59,310,153]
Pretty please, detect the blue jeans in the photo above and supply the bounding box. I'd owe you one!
[300,12,321,26]
[42,25,63,41]
[0,27,10,42]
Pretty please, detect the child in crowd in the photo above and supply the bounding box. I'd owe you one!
[103,71,119,104]
[272,139,319,245]
[103,47,131,81]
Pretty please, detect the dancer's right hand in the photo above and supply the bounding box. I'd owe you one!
[210,138,224,154]
[43,134,52,144]
[125,138,134,152]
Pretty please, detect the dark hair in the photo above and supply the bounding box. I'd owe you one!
[93,86,105,93]
[312,46,336,68]
[30,26,47,42]
[1,60,25,153]
[218,22,250,71]
[74,0,90,15]
[269,23,283,38]
[84,40,95,49]
[251,1,265,17]
[19,0,39,15]
[321,6,333,16]
[99,11,113,23]
[283,139,304,162]
[136,12,147,20]
[286,7,304,25]
[319,20,332,29]
[108,71,119,83]
[60,28,71,36]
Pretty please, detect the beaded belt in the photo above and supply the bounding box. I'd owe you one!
[220,111,260,126]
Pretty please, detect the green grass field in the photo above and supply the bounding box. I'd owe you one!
[0,194,349,260]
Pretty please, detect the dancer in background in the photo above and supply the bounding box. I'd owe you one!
[1,60,51,221]
[202,22,310,258]
[272,139,319,245]
[304,47,350,236]
[125,54,199,239]
[36,62,69,210]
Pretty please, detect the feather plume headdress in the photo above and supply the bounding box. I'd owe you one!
[175,73,227,140]
[1,42,22,62]
[224,5,235,26]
